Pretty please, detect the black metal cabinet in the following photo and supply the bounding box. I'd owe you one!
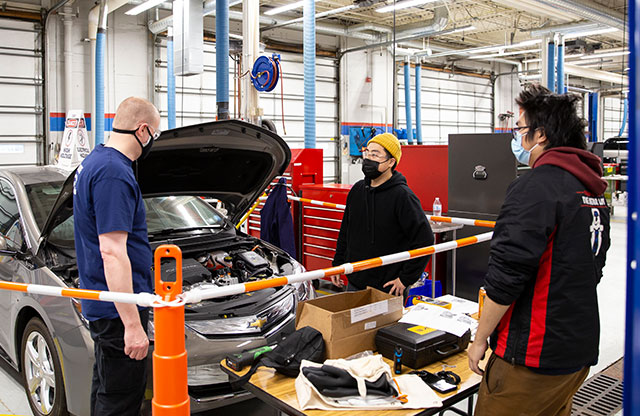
[447,133,516,300]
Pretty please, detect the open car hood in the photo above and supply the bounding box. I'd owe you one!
[39,119,291,246]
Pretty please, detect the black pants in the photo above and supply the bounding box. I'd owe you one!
[90,309,149,416]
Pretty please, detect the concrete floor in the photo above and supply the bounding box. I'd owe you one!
[0,208,630,415]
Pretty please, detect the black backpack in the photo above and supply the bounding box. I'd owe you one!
[230,326,325,388]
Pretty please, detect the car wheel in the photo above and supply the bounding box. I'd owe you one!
[20,317,69,416]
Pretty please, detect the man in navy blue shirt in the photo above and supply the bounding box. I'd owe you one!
[74,97,160,416]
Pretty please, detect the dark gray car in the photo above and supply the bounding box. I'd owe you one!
[0,120,313,416]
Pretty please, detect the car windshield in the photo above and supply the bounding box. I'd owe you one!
[25,181,228,246]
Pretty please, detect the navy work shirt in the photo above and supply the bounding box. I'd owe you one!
[73,145,153,321]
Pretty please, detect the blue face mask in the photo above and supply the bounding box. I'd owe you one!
[511,131,538,165]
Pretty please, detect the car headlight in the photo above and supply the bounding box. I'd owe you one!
[185,293,295,336]
[290,261,315,302]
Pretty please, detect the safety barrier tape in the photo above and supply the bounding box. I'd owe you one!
[182,231,493,303]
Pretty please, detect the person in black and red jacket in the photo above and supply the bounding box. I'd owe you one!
[468,84,611,416]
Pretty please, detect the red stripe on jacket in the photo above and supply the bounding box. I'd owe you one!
[525,228,557,367]
[495,303,515,357]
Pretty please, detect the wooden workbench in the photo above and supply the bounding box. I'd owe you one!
[221,346,484,416]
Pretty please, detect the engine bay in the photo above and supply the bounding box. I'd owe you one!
[49,236,299,292]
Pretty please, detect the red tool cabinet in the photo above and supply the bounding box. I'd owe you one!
[299,183,351,284]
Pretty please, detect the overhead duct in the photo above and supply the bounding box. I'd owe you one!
[174,0,204,75]
[148,6,378,41]
[565,64,629,86]
[88,0,130,145]
[526,0,626,31]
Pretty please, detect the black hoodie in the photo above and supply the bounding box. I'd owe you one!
[485,147,611,371]
[333,171,434,291]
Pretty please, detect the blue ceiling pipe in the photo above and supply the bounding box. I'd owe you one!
[624,1,640,411]
[588,93,599,142]
[167,28,176,129]
[415,61,423,145]
[546,40,556,92]
[404,61,413,144]
[216,0,230,120]
[619,97,628,136]
[303,0,316,148]
[556,40,565,94]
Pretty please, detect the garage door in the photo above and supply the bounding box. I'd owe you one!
[0,19,44,166]
[398,65,493,144]
[153,39,340,183]
[603,96,627,140]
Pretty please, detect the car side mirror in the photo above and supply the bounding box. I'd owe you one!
[0,236,7,251]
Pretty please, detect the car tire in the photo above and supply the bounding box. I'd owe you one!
[20,317,69,416]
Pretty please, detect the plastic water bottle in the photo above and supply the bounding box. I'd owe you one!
[433,197,442,218]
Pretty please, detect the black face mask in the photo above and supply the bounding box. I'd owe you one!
[362,158,384,179]
[112,126,155,160]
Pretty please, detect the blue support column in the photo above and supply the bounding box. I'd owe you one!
[546,40,556,92]
[556,40,564,94]
[167,29,176,129]
[624,0,640,413]
[95,28,105,145]
[303,0,316,149]
[415,62,422,145]
[216,0,230,120]
[404,61,413,144]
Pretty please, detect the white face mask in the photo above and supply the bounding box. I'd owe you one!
[511,131,539,165]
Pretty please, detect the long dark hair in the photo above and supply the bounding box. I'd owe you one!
[515,84,587,150]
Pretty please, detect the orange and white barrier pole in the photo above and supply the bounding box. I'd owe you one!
[257,195,496,228]
[152,245,189,416]
[425,215,496,228]
[182,231,493,303]
[0,281,159,306]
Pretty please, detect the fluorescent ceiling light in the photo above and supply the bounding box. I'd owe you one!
[523,58,542,63]
[580,50,629,59]
[565,27,619,39]
[469,48,541,60]
[125,0,165,15]
[467,39,542,55]
[376,0,438,13]
[264,0,304,16]
[446,25,475,35]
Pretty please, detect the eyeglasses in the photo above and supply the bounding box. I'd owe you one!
[362,149,390,162]
[512,125,530,139]
[146,126,161,141]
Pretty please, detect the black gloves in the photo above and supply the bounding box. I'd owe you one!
[302,365,398,398]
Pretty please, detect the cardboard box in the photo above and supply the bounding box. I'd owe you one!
[295,287,403,358]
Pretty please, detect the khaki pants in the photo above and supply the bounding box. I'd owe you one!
[474,353,589,416]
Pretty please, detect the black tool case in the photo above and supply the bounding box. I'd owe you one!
[375,323,471,369]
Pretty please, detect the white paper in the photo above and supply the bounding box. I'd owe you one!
[437,294,480,316]
[399,303,478,337]
[350,300,388,324]
[364,321,377,330]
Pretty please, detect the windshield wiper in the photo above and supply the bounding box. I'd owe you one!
[148,225,223,238]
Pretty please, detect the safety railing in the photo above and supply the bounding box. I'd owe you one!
[0,232,493,415]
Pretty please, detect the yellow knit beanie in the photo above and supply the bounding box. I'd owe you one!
[367,133,402,166]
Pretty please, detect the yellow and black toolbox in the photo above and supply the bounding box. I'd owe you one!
[375,323,471,369]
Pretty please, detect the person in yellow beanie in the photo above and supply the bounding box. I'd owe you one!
[331,133,434,296]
